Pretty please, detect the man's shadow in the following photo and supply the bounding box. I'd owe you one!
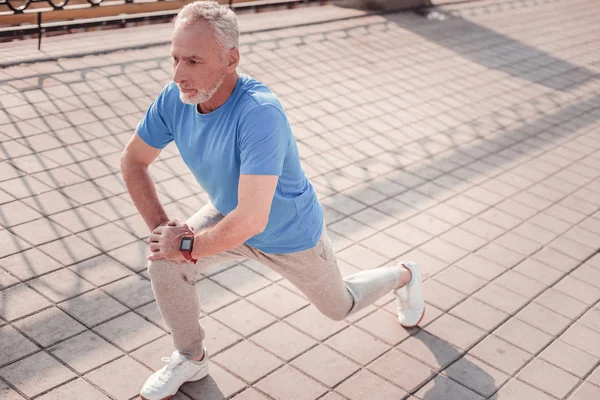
[413,331,500,400]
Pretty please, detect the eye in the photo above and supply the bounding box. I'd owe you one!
[189,60,199,65]
[172,56,179,63]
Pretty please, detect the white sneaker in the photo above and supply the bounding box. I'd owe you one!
[140,349,209,400]
[394,262,425,328]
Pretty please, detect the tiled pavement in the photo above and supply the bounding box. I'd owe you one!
[1,0,600,399]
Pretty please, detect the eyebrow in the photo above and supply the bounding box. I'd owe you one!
[171,53,204,61]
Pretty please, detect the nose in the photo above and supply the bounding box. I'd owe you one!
[173,62,185,84]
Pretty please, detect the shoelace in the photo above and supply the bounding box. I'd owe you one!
[157,356,185,383]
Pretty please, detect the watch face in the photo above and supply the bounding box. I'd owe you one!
[181,238,193,251]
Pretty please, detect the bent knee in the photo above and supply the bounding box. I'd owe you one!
[317,305,349,321]
[147,259,178,280]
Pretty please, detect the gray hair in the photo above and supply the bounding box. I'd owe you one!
[174,1,239,51]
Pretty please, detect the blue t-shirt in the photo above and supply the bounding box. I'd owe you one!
[136,74,323,254]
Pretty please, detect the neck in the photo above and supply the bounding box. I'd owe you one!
[197,71,238,114]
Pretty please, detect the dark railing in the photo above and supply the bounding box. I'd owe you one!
[0,0,319,49]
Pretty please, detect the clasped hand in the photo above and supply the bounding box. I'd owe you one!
[147,219,195,263]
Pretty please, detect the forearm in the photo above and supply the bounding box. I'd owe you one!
[121,161,169,231]
[191,208,263,259]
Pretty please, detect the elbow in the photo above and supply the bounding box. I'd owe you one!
[120,150,144,176]
[247,215,268,236]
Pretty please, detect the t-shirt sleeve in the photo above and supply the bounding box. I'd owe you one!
[136,84,174,149]
[239,105,290,176]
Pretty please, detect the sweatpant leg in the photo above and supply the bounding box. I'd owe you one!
[252,225,403,321]
[147,202,246,359]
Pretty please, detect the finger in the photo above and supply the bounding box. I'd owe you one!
[147,253,163,261]
[168,218,180,227]
[148,234,161,243]
[149,243,161,252]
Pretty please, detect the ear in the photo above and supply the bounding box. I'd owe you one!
[227,48,240,72]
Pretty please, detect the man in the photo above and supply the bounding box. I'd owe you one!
[120,1,425,399]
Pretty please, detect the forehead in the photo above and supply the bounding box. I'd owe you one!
[171,21,218,55]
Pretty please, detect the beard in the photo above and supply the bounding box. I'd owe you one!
[179,70,226,105]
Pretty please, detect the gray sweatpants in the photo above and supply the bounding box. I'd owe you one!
[148,203,403,359]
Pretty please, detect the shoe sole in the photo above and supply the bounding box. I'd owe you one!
[139,369,208,400]
[400,307,426,329]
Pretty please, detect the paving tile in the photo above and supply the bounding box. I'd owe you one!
[77,223,138,252]
[444,354,509,398]
[0,229,31,258]
[93,312,164,351]
[535,288,588,319]
[48,330,121,373]
[212,340,283,383]
[426,203,472,226]
[0,268,18,289]
[37,378,110,400]
[570,382,600,400]
[384,222,433,247]
[195,279,239,313]
[135,301,168,331]
[337,369,407,400]
[14,307,86,347]
[255,365,327,400]
[329,217,377,242]
[422,280,466,311]
[0,325,39,366]
[231,388,269,400]
[469,335,532,375]
[38,235,101,266]
[554,275,600,305]
[562,324,600,358]
[397,331,462,371]
[0,248,63,281]
[475,243,525,269]
[325,326,389,365]
[102,274,154,308]
[473,283,528,314]
[494,270,547,299]
[0,351,76,398]
[406,213,453,236]
[572,265,600,290]
[369,348,434,392]
[198,316,242,354]
[85,356,152,400]
[450,297,509,332]
[531,247,580,273]
[212,300,277,337]
[440,227,488,252]
[59,289,129,327]
[435,265,487,295]
[513,222,559,245]
[107,240,148,273]
[454,254,505,281]
[490,378,556,400]
[355,308,412,346]
[29,268,95,302]
[11,218,70,246]
[292,345,360,387]
[518,358,580,399]
[337,243,389,269]
[0,283,51,321]
[416,374,484,400]
[495,318,553,354]
[48,206,107,234]
[0,199,42,228]
[251,321,316,361]
[539,339,598,379]
[549,236,596,262]
[181,362,246,399]
[0,380,27,400]
[285,305,348,341]
[21,191,77,216]
[249,281,309,315]
[513,258,564,286]
[360,232,412,259]
[211,265,272,297]
[130,335,174,371]
[69,254,132,286]
[418,238,469,264]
